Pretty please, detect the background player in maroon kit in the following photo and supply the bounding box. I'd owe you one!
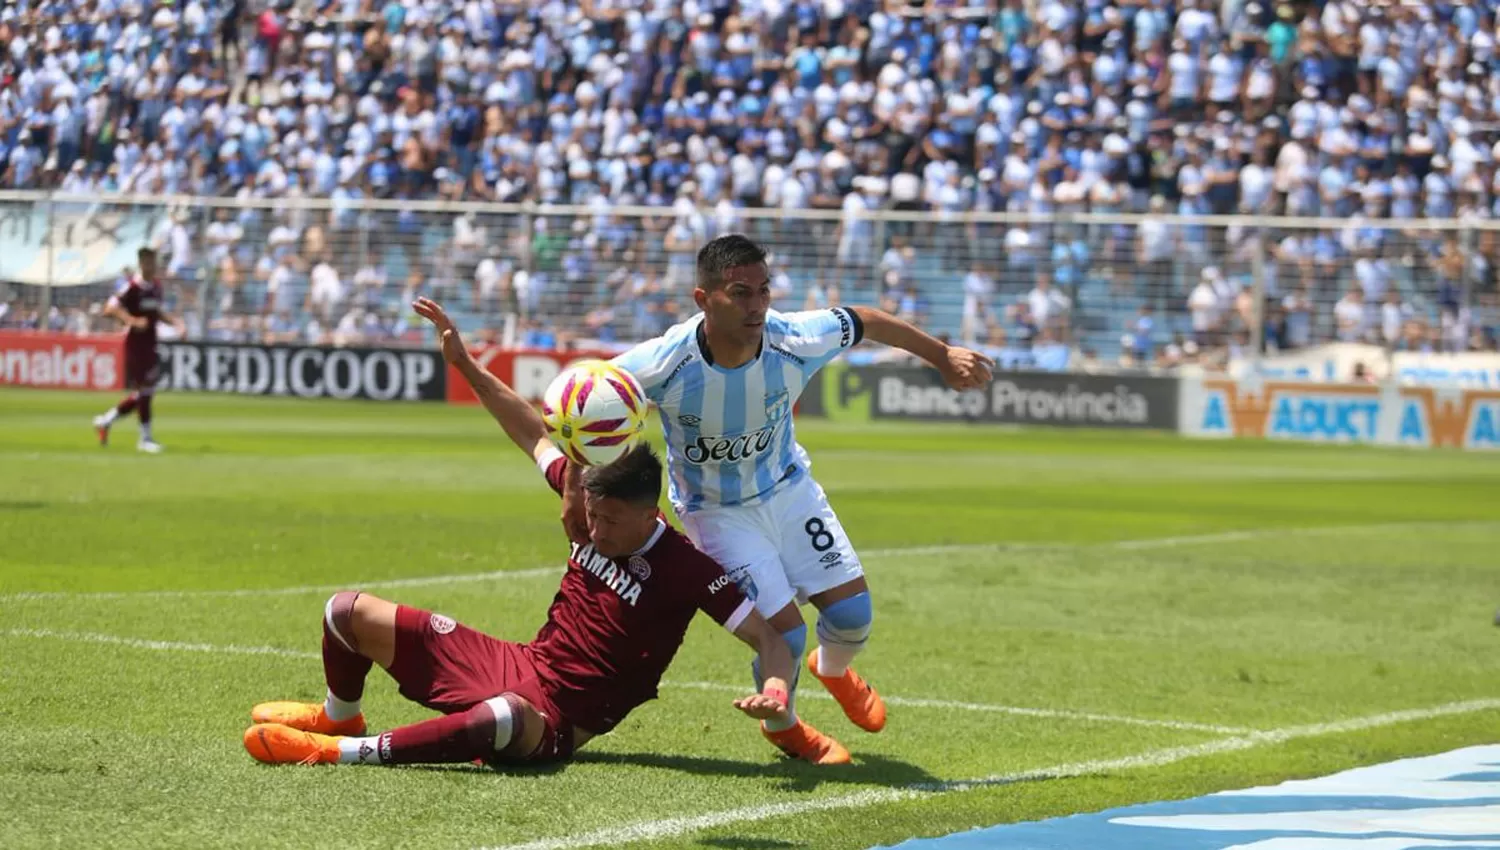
[93,247,185,453]
[241,298,813,769]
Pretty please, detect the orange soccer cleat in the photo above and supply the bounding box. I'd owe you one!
[807,648,887,733]
[250,701,366,736]
[244,723,344,765]
[761,719,851,765]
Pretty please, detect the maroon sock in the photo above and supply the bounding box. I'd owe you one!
[379,702,500,765]
[322,619,372,703]
[115,393,139,417]
[137,394,153,425]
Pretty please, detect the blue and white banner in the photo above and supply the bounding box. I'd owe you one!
[0,202,164,286]
[878,746,1500,850]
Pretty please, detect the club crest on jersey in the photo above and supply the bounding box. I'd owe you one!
[726,564,758,601]
[765,391,789,422]
[627,555,652,580]
[430,613,457,634]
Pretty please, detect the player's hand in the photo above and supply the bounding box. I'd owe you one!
[940,346,995,392]
[411,298,469,366]
[132,316,151,330]
[732,693,790,723]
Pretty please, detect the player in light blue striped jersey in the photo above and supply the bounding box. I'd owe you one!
[563,234,994,764]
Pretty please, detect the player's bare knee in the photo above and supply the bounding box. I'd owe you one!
[766,602,804,633]
[325,592,398,666]
[350,594,399,667]
[808,575,869,608]
[487,693,545,759]
[324,591,362,652]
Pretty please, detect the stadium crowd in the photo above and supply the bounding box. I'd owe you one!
[1,0,1498,367]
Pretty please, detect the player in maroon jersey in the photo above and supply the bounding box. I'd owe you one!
[93,247,185,453]
[239,299,843,769]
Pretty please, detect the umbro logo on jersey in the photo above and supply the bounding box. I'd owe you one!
[678,414,702,427]
[819,552,841,564]
[768,343,805,366]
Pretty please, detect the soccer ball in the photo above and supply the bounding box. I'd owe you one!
[541,360,650,467]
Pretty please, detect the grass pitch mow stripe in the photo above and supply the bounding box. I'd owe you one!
[864,519,1500,558]
[0,628,1234,734]
[11,521,1491,603]
[0,566,562,601]
[476,698,1500,850]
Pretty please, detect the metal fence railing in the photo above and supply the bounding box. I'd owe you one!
[0,192,1496,372]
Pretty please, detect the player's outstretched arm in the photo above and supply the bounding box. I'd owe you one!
[157,310,188,336]
[102,296,147,330]
[728,611,795,722]
[412,298,551,463]
[850,306,996,391]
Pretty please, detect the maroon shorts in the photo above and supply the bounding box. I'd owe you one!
[124,349,160,391]
[388,605,575,763]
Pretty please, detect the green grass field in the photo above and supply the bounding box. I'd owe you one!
[2,386,1499,850]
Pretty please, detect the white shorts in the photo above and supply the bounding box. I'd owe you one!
[676,473,864,618]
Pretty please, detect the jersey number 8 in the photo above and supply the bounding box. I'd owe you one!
[804,518,836,553]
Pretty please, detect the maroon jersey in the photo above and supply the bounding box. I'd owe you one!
[111,275,163,356]
[528,449,753,734]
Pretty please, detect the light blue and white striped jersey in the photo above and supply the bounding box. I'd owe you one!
[611,306,863,513]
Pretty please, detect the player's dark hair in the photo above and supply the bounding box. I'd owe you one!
[138,247,157,262]
[696,234,768,291]
[581,444,662,508]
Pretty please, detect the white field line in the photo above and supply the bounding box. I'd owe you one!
[476,697,1500,850]
[0,629,1239,734]
[8,520,1492,604]
[0,566,562,601]
[1,628,321,660]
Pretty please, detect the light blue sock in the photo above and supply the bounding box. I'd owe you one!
[754,623,806,733]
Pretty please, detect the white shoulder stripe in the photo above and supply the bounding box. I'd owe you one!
[722,597,754,634]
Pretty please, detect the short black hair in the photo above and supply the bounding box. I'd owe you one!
[696,234,768,290]
[138,247,157,262]
[581,443,662,508]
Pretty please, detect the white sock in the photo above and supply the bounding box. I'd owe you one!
[337,736,385,765]
[816,642,865,678]
[324,688,362,722]
[140,422,153,441]
[763,701,799,733]
[100,408,119,425]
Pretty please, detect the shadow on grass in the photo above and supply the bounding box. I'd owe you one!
[0,501,46,511]
[394,751,941,792]
[699,839,806,849]
[571,750,941,792]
